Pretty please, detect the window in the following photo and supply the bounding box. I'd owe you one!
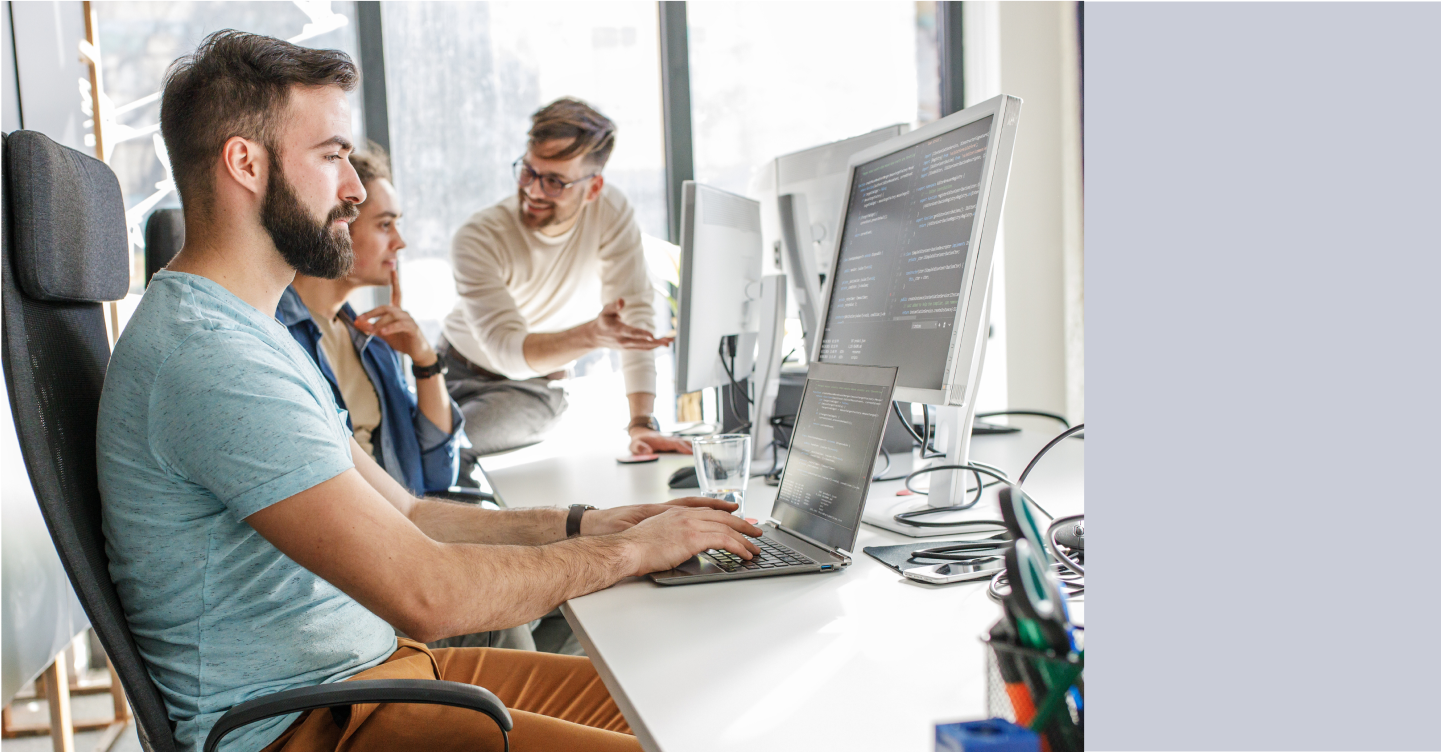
[381,1,668,345]
[687,2,931,197]
[94,1,362,294]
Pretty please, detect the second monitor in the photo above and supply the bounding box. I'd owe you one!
[674,181,786,458]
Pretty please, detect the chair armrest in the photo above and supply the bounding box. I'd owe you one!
[432,487,500,508]
[202,679,513,752]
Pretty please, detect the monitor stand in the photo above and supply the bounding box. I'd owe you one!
[860,404,994,537]
[861,274,997,538]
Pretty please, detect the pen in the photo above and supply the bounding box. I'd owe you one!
[988,620,1038,728]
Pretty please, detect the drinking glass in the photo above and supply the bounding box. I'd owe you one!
[691,434,752,516]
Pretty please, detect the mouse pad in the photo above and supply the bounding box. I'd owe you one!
[863,540,1000,574]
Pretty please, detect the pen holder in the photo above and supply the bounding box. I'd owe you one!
[983,637,1084,752]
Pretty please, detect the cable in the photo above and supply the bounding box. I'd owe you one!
[907,522,1011,561]
[988,562,1084,604]
[872,447,892,481]
[975,410,1072,430]
[893,465,986,525]
[1018,423,1084,486]
[717,337,753,432]
[897,463,1054,523]
[1047,514,1084,577]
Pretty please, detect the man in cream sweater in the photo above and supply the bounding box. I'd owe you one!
[439,98,688,475]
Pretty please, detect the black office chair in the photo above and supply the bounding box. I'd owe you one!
[143,206,184,287]
[2,130,513,752]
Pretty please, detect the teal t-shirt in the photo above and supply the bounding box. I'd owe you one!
[97,271,396,752]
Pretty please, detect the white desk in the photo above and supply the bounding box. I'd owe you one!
[482,429,1083,752]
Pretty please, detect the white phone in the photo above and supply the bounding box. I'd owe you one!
[902,559,1004,585]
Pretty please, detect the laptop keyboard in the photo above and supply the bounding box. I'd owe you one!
[703,535,817,573]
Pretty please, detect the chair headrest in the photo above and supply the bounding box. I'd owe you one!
[4,130,130,302]
[144,207,185,287]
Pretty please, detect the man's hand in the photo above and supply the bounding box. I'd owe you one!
[354,269,437,367]
[629,428,692,456]
[615,506,763,576]
[587,299,673,351]
[582,496,746,536]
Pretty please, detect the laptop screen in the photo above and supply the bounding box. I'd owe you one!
[771,363,898,552]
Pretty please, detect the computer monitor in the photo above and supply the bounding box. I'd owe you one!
[675,181,765,394]
[758,125,909,356]
[811,94,1023,535]
[674,181,786,459]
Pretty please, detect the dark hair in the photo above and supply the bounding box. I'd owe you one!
[528,98,617,168]
[349,140,392,187]
[159,30,358,210]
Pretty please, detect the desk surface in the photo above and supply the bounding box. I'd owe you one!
[483,430,1083,752]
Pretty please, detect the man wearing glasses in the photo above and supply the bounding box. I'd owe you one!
[439,98,689,477]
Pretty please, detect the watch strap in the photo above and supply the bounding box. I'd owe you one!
[626,415,660,433]
[412,358,447,380]
[566,504,596,538]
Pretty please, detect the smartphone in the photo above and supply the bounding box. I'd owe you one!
[902,558,1004,585]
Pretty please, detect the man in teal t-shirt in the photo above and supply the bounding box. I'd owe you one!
[97,31,762,752]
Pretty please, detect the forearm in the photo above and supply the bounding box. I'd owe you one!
[416,534,634,641]
[414,373,453,434]
[627,391,655,421]
[410,498,567,545]
[521,322,597,373]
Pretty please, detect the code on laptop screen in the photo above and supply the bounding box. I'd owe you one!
[773,366,896,552]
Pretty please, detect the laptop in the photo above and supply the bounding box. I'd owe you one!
[651,362,898,585]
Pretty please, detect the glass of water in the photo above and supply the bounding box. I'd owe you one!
[691,434,752,516]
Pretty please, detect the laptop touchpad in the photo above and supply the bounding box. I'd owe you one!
[675,555,726,576]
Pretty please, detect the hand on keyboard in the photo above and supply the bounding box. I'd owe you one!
[620,507,763,576]
[704,536,816,573]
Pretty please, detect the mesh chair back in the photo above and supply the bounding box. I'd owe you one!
[2,131,177,752]
[144,208,184,287]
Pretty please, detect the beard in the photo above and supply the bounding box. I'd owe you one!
[262,155,359,279]
[518,188,582,230]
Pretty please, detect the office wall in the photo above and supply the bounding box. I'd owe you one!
[972,1,1084,424]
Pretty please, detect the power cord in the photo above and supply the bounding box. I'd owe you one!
[1018,424,1084,485]
[975,410,1071,430]
[894,422,1083,529]
[1047,514,1084,577]
[718,337,753,432]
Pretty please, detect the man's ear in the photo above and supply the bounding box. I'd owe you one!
[584,172,605,203]
[220,136,268,198]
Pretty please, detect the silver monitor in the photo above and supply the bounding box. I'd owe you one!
[674,181,765,395]
[759,125,909,355]
[812,95,1021,408]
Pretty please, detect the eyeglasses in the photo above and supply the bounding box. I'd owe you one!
[512,158,597,198]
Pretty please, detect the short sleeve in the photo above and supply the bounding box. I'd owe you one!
[149,330,355,520]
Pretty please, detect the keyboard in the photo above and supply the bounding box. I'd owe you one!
[703,535,817,573]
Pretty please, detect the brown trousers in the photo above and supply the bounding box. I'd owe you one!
[260,639,640,752]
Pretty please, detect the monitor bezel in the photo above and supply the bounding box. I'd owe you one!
[808,94,1022,407]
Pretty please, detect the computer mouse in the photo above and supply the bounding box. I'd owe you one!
[667,465,700,489]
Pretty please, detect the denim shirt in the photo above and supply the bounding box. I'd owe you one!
[276,286,465,494]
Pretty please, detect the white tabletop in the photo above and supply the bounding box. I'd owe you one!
[482,429,1083,752]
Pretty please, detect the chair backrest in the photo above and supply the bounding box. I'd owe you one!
[2,131,178,752]
[144,207,184,287]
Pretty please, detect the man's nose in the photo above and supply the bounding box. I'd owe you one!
[523,178,548,201]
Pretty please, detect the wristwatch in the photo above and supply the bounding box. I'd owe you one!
[412,357,447,380]
[566,504,597,538]
[626,415,660,433]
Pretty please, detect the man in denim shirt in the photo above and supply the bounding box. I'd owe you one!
[277,144,465,494]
